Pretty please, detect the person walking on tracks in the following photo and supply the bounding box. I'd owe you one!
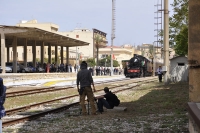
[157,66,163,82]
[77,61,97,115]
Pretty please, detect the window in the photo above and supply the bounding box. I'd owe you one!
[52,50,55,55]
[76,35,79,38]
[178,63,185,66]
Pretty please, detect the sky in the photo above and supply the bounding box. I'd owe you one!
[0,0,174,46]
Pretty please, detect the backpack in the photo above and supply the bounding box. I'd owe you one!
[111,92,120,106]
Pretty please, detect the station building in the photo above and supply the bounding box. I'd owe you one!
[16,20,108,66]
[99,44,138,68]
[59,28,108,60]
[0,20,89,73]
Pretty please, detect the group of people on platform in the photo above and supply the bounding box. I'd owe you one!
[41,63,79,73]
[41,62,124,77]
[93,67,123,76]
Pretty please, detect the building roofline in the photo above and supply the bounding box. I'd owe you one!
[0,25,89,47]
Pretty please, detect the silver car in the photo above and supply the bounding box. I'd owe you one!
[5,67,12,73]
[0,66,12,73]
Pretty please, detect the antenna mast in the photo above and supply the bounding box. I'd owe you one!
[111,0,116,76]
[154,0,163,59]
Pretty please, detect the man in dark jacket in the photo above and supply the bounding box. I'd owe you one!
[97,87,115,112]
[77,61,96,115]
[0,78,6,118]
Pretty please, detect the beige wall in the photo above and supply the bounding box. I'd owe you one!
[16,20,59,32]
[59,29,94,60]
[99,47,133,68]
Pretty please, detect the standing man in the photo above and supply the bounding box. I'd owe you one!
[157,66,163,82]
[77,61,97,115]
[74,64,77,73]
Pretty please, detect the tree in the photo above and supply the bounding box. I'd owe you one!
[148,45,154,59]
[99,56,119,67]
[94,35,103,66]
[86,58,96,67]
[36,58,58,64]
[174,26,188,56]
[169,0,188,55]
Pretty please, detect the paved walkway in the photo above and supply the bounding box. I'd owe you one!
[2,73,125,87]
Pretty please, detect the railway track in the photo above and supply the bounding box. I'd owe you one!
[6,78,131,98]
[6,77,148,115]
[3,77,157,127]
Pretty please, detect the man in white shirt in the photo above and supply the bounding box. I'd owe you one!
[157,66,163,82]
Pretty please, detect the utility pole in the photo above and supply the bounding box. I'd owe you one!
[111,0,116,76]
[153,42,156,76]
[76,46,78,72]
[163,0,169,83]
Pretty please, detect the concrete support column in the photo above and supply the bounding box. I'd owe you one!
[23,39,27,67]
[1,33,6,73]
[60,46,63,64]
[189,0,200,102]
[12,37,17,73]
[48,44,52,64]
[32,41,36,68]
[41,42,44,65]
[7,46,9,62]
[163,0,169,83]
[55,45,58,64]
[66,47,69,65]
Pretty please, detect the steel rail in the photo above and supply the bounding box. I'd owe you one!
[3,78,156,127]
[6,77,156,115]
[6,78,131,98]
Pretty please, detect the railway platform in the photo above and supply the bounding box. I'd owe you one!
[0,73,125,88]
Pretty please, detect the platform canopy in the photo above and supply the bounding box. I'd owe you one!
[0,25,89,47]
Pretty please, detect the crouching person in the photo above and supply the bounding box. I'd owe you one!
[97,87,120,113]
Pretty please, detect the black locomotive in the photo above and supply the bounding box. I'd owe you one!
[125,54,162,78]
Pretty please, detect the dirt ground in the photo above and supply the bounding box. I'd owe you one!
[4,81,189,133]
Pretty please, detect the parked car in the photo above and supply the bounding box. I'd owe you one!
[20,63,33,73]
[6,62,21,73]
[5,67,12,73]
[0,66,12,73]
[38,67,45,72]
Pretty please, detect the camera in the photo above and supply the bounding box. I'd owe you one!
[79,87,84,95]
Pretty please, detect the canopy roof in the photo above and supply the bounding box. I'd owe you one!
[0,25,89,47]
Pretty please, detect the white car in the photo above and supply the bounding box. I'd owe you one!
[0,66,12,73]
[5,67,12,73]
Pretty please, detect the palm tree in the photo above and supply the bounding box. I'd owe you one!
[148,45,155,76]
[94,35,103,66]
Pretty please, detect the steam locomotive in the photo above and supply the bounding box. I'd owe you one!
[124,54,163,78]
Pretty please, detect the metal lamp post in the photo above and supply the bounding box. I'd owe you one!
[78,47,79,67]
